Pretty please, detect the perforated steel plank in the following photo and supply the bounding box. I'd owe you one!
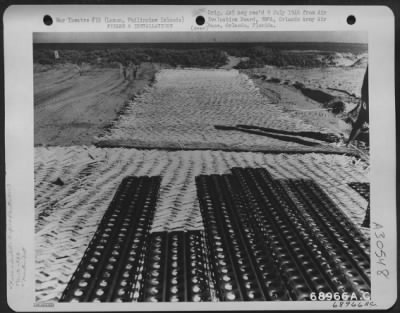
[60,176,161,302]
[196,168,370,301]
[231,168,333,300]
[196,174,290,301]
[279,179,370,292]
[236,168,370,298]
[59,168,370,303]
[139,230,212,302]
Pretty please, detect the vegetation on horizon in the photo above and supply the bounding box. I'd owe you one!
[33,42,367,69]
[33,48,228,68]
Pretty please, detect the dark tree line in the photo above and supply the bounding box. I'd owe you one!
[33,48,228,68]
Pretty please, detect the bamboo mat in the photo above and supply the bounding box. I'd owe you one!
[35,146,369,303]
[95,69,346,152]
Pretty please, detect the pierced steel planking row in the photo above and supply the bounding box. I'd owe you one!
[236,168,370,297]
[196,168,370,301]
[196,174,290,301]
[60,176,161,302]
[139,230,212,302]
[60,169,370,302]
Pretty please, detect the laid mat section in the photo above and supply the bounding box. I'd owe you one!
[96,69,349,153]
[35,147,369,234]
[139,231,213,302]
[60,176,161,302]
[35,147,369,302]
[34,148,107,233]
[196,168,370,301]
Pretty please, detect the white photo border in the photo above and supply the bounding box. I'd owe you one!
[4,5,396,311]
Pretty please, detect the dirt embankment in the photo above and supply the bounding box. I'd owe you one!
[34,62,158,146]
[244,65,368,124]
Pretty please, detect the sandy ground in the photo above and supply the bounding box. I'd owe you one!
[247,65,367,109]
[34,63,157,146]
[219,55,244,69]
[255,66,367,97]
[253,79,351,134]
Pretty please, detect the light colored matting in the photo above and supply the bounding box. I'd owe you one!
[95,69,350,153]
[35,147,369,302]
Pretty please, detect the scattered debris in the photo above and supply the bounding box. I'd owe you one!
[327,100,346,114]
[51,177,64,186]
[300,87,335,104]
[266,77,281,83]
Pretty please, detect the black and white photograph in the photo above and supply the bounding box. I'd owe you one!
[32,30,373,304]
